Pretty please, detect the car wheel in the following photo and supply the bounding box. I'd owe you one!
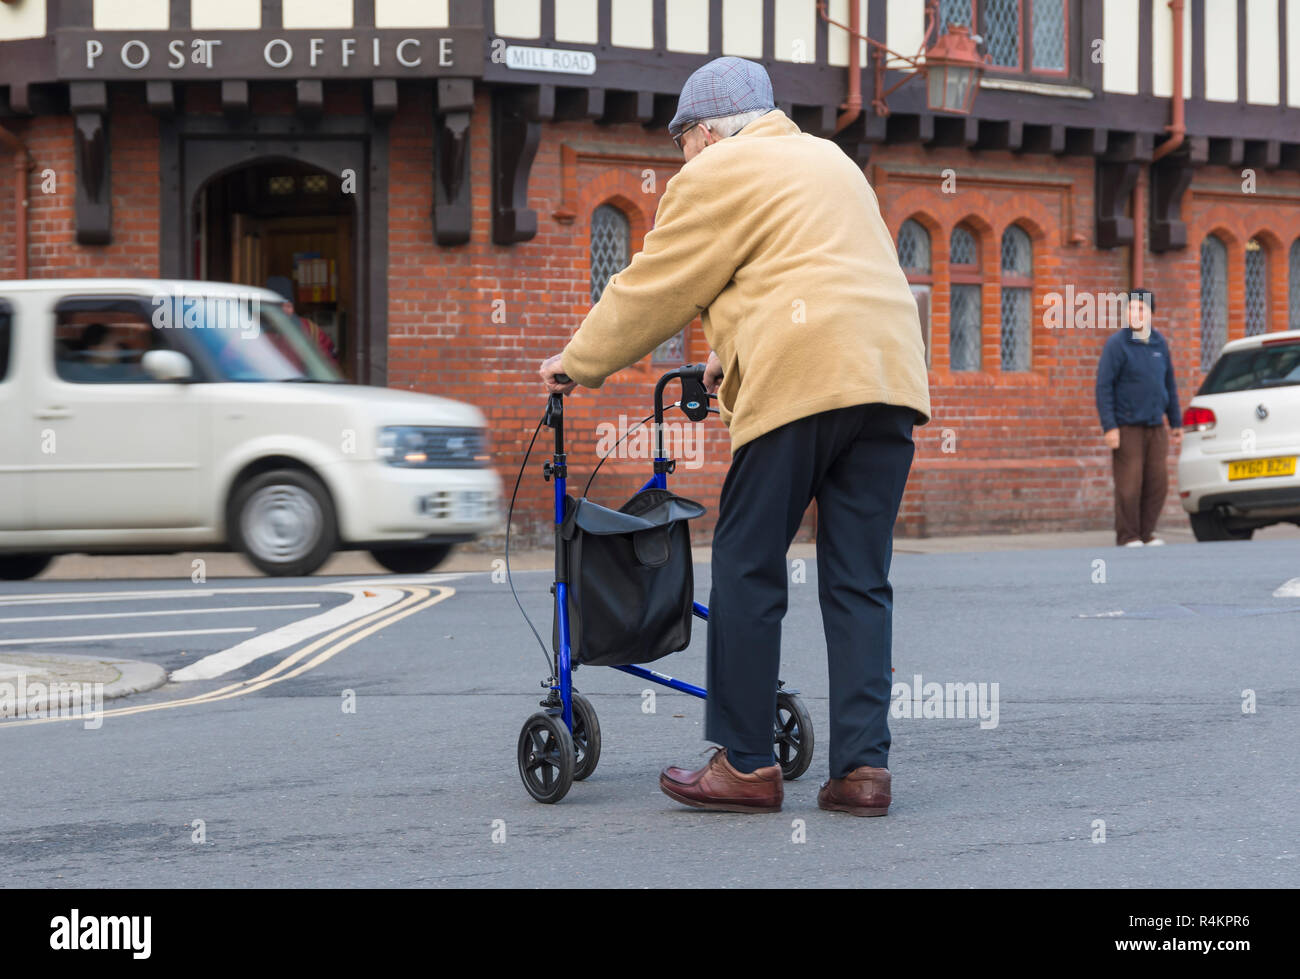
[368,544,453,574]
[1189,510,1254,542]
[230,469,337,576]
[0,554,55,580]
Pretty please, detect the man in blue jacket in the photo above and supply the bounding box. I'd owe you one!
[1095,289,1182,546]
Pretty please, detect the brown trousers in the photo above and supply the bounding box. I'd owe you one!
[1111,424,1169,544]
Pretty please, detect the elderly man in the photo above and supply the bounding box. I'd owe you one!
[539,57,930,816]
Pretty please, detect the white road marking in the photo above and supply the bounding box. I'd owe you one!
[1272,578,1300,597]
[0,603,321,625]
[0,627,256,646]
[169,587,405,682]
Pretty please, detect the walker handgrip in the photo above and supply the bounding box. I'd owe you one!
[555,373,573,385]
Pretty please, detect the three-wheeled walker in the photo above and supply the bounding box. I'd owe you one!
[511,364,814,804]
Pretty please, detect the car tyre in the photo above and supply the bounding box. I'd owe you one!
[229,468,337,576]
[1189,510,1254,542]
[0,554,55,580]
[368,544,454,574]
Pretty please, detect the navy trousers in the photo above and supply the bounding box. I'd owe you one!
[704,402,917,778]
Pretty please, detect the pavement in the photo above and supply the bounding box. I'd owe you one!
[0,653,166,718]
[1,530,1297,887]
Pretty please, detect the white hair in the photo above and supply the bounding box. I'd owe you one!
[699,108,768,138]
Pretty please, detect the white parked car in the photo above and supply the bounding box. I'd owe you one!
[0,280,501,578]
[1178,329,1300,541]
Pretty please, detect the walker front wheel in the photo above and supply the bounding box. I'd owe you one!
[518,712,575,804]
[774,691,814,781]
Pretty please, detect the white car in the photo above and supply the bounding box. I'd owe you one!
[1178,329,1300,541]
[0,279,501,578]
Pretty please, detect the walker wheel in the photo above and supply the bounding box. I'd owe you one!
[571,692,602,781]
[517,712,575,804]
[774,691,814,781]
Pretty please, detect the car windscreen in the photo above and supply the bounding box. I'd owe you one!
[178,298,343,383]
[1198,342,1300,395]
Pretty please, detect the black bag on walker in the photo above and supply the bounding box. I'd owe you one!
[553,488,706,667]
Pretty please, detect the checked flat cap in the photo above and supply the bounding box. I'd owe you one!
[668,57,776,137]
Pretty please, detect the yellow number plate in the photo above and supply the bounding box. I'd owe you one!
[1228,456,1297,480]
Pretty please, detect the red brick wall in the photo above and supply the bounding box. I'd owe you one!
[7,86,1300,545]
[6,90,161,279]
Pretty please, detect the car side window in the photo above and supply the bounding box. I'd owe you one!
[53,302,170,384]
[0,302,11,383]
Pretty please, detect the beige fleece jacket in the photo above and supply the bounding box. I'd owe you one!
[561,109,931,450]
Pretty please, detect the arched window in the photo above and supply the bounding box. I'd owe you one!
[1245,239,1269,337]
[1000,225,1032,371]
[897,219,933,366]
[949,224,982,371]
[1200,235,1228,370]
[1288,239,1300,331]
[590,204,630,304]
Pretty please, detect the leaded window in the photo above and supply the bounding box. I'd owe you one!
[1031,0,1066,71]
[1000,225,1032,371]
[1290,239,1300,330]
[949,225,982,371]
[940,0,974,29]
[942,1,1067,75]
[1200,235,1228,370]
[897,219,931,273]
[950,225,978,266]
[590,204,630,304]
[898,219,933,366]
[1245,239,1269,337]
[983,0,1021,69]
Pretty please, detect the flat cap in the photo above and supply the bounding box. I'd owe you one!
[668,57,775,137]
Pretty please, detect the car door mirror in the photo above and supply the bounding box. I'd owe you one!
[142,349,193,382]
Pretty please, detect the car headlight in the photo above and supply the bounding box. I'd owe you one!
[376,426,490,468]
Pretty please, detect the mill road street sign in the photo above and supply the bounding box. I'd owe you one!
[502,45,597,76]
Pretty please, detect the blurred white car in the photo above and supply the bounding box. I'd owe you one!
[1178,329,1300,541]
[0,280,501,578]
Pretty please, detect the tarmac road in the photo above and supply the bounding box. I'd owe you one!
[0,538,1296,888]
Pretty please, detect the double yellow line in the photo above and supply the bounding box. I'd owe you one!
[0,585,454,728]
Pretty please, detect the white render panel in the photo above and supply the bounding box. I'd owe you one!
[191,0,261,30]
[1291,0,1300,106]
[554,0,598,44]
[282,0,353,29]
[1203,0,1238,102]
[666,0,710,53]
[0,0,47,40]
[1102,0,1139,95]
[612,0,654,49]
[494,0,541,39]
[826,0,869,68]
[775,0,817,63]
[1246,0,1280,104]
[375,0,450,29]
[887,0,924,61]
[94,0,169,30]
[1151,0,1192,99]
[723,0,764,57]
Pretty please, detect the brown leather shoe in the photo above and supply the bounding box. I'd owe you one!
[818,765,891,817]
[660,748,783,813]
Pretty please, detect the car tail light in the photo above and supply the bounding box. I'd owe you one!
[1183,406,1216,431]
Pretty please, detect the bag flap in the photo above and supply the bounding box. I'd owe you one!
[566,490,705,537]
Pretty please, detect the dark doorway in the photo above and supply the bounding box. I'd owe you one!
[160,118,389,386]
[196,160,357,379]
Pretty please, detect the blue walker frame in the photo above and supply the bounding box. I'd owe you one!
[544,365,711,733]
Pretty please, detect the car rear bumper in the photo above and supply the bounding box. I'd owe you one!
[1179,449,1300,517]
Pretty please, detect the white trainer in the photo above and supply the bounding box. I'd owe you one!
[1123,540,1145,547]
